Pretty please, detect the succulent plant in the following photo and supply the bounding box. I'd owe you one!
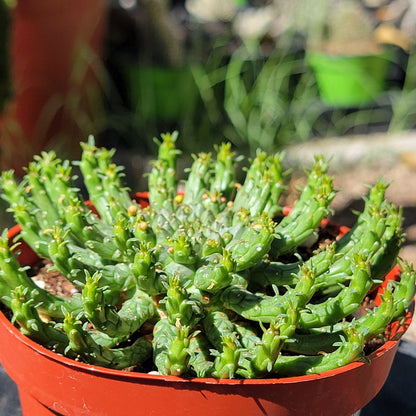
[0,133,414,379]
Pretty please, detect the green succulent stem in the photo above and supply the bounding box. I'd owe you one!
[273,327,365,377]
[63,313,152,370]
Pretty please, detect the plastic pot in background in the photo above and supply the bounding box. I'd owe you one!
[307,50,392,107]
[0,203,413,416]
[0,0,108,175]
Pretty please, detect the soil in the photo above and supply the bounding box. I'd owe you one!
[29,259,77,297]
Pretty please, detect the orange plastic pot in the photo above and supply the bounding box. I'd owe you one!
[0,211,413,416]
[0,0,108,174]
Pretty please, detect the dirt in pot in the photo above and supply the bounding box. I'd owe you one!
[28,259,78,298]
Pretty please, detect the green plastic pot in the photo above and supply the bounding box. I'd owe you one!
[308,51,391,107]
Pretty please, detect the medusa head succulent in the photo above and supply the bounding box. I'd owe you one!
[0,133,414,379]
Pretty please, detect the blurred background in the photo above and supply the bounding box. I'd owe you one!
[0,1,416,413]
[1,0,415,173]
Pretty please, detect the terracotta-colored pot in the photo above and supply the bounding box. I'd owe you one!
[0,209,413,416]
[0,0,108,174]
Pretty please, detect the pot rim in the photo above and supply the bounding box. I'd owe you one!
[2,202,414,386]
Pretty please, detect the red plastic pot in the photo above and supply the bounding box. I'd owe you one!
[0,208,414,416]
[0,0,108,174]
